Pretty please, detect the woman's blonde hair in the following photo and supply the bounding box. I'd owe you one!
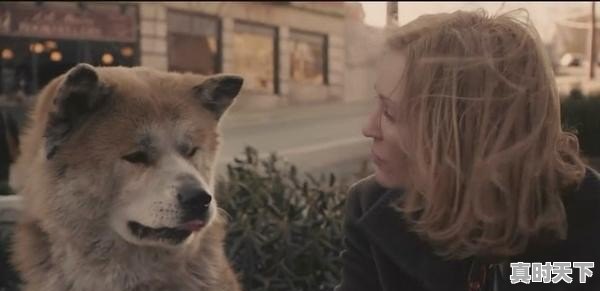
[386,9,587,259]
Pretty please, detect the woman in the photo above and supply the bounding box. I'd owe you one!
[336,9,600,291]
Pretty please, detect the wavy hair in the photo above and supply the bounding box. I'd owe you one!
[385,9,586,259]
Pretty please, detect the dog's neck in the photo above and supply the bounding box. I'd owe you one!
[42,220,222,290]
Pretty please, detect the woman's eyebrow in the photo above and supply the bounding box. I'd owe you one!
[373,86,391,100]
[378,94,393,104]
[374,85,395,104]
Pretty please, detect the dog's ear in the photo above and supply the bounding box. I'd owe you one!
[192,74,243,119]
[45,63,112,159]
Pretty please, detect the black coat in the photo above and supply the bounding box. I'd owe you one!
[335,168,600,291]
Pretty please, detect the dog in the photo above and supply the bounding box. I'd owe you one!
[9,63,243,291]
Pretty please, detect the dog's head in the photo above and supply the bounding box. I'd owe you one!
[41,64,242,248]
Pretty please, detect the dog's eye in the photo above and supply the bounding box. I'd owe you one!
[186,146,199,158]
[122,151,150,165]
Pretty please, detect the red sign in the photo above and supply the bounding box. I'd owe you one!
[0,3,137,43]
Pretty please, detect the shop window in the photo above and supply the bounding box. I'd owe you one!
[0,2,139,96]
[233,21,278,94]
[167,10,220,75]
[0,37,138,96]
[289,30,327,85]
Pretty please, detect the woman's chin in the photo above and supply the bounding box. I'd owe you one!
[373,166,405,189]
[373,167,394,188]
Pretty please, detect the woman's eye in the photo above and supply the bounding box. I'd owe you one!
[122,151,150,165]
[186,146,199,158]
[377,96,395,121]
[382,106,395,121]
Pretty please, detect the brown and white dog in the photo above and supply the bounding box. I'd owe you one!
[9,64,243,291]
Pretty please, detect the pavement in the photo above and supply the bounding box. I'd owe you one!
[217,98,374,178]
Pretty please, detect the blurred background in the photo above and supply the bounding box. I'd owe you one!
[1,2,600,185]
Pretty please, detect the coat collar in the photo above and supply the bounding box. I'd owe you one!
[356,189,471,291]
[355,168,600,291]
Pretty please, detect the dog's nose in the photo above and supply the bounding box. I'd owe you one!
[177,187,212,211]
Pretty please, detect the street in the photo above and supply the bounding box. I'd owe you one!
[216,99,374,178]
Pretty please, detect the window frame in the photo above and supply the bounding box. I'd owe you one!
[166,9,222,74]
[289,28,328,85]
[233,19,280,94]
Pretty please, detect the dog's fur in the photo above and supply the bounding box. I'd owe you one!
[9,64,243,291]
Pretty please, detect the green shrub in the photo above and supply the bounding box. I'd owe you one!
[561,89,600,157]
[0,222,21,291]
[218,147,354,291]
[0,147,366,291]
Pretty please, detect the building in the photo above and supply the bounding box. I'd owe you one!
[138,2,346,110]
[0,2,347,110]
[0,2,139,102]
[555,10,600,60]
[344,2,383,102]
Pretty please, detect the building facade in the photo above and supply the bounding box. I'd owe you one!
[0,2,139,103]
[138,2,346,110]
[0,2,347,110]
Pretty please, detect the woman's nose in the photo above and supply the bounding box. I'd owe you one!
[362,108,382,140]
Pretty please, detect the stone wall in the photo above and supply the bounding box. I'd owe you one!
[344,7,384,103]
[138,3,346,109]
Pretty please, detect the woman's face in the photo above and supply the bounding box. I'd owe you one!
[363,49,412,189]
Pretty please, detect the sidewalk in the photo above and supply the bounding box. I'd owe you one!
[216,98,373,177]
[221,98,373,130]
[556,70,600,97]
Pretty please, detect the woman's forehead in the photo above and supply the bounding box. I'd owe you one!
[375,49,407,99]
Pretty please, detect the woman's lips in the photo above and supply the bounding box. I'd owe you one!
[371,150,385,166]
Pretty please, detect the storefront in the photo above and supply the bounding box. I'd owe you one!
[138,2,345,109]
[0,2,139,98]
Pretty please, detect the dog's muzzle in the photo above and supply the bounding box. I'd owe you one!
[126,178,213,244]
